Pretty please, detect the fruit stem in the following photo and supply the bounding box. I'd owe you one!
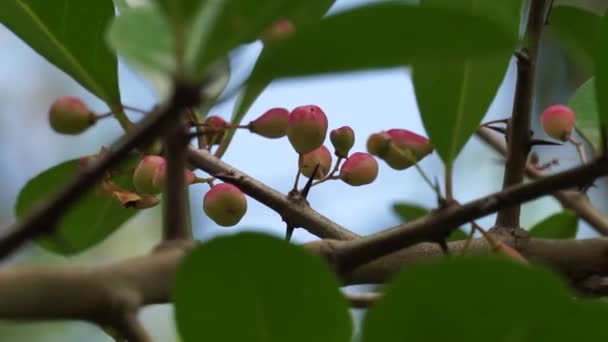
[311,157,343,187]
[567,135,587,164]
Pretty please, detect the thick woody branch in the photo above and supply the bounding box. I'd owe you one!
[1,236,608,323]
[0,243,192,330]
[186,147,359,241]
[313,155,608,274]
[477,127,608,235]
[0,80,202,260]
[496,0,549,229]
[163,113,191,240]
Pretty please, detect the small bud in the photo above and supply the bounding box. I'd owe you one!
[249,107,289,138]
[368,129,432,170]
[204,116,228,145]
[340,152,378,186]
[261,18,295,44]
[287,105,328,154]
[203,183,248,227]
[152,164,196,191]
[330,126,355,158]
[366,132,391,156]
[540,104,575,141]
[48,96,96,135]
[133,156,165,195]
[299,145,332,179]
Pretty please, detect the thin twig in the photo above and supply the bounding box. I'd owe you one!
[477,127,608,235]
[0,80,202,260]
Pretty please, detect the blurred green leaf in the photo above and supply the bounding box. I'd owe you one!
[593,11,608,129]
[15,156,140,255]
[248,2,518,90]
[217,1,336,156]
[528,210,578,239]
[550,6,601,74]
[569,78,601,151]
[107,6,174,81]
[392,203,467,241]
[361,257,573,341]
[413,0,520,166]
[0,0,120,106]
[174,232,352,342]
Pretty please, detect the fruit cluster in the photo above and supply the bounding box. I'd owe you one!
[47,97,434,228]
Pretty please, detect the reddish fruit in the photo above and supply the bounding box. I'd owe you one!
[287,105,328,154]
[299,145,332,179]
[48,96,96,135]
[330,126,355,158]
[152,164,196,191]
[133,156,165,195]
[366,132,391,157]
[339,152,378,186]
[261,18,295,44]
[368,129,432,170]
[204,116,228,145]
[540,104,575,141]
[249,107,289,138]
[203,183,248,227]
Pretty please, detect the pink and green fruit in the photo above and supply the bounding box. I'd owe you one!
[299,145,333,179]
[339,152,378,186]
[203,183,248,227]
[249,107,289,138]
[287,105,328,154]
[48,96,96,135]
[330,126,355,158]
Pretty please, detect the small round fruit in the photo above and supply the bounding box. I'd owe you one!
[374,129,432,170]
[340,152,378,186]
[299,145,332,179]
[133,156,165,195]
[249,107,289,138]
[48,96,96,135]
[330,126,355,158]
[204,116,228,145]
[152,164,196,191]
[287,105,328,154]
[203,183,248,227]
[540,104,575,141]
[366,132,391,157]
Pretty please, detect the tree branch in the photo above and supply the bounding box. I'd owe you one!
[186,147,360,240]
[496,0,549,229]
[477,127,608,235]
[2,235,608,324]
[163,113,191,240]
[0,80,203,260]
[314,155,608,274]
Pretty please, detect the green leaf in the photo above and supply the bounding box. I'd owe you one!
[549,6,601,74]
[247,2,518,89]
[392,203,467,241]
[0,0,120,106]
[413,0,520,166]
[393,203,428,222]
[174,232,352,342]
[569,78,602,151]
[107,6,174,78]
[15,156,140,255]
[216,1,336,156]
[191,0,336,75]
[594,11,608,129]
[361,257,573,341]
[528,210,578,239]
